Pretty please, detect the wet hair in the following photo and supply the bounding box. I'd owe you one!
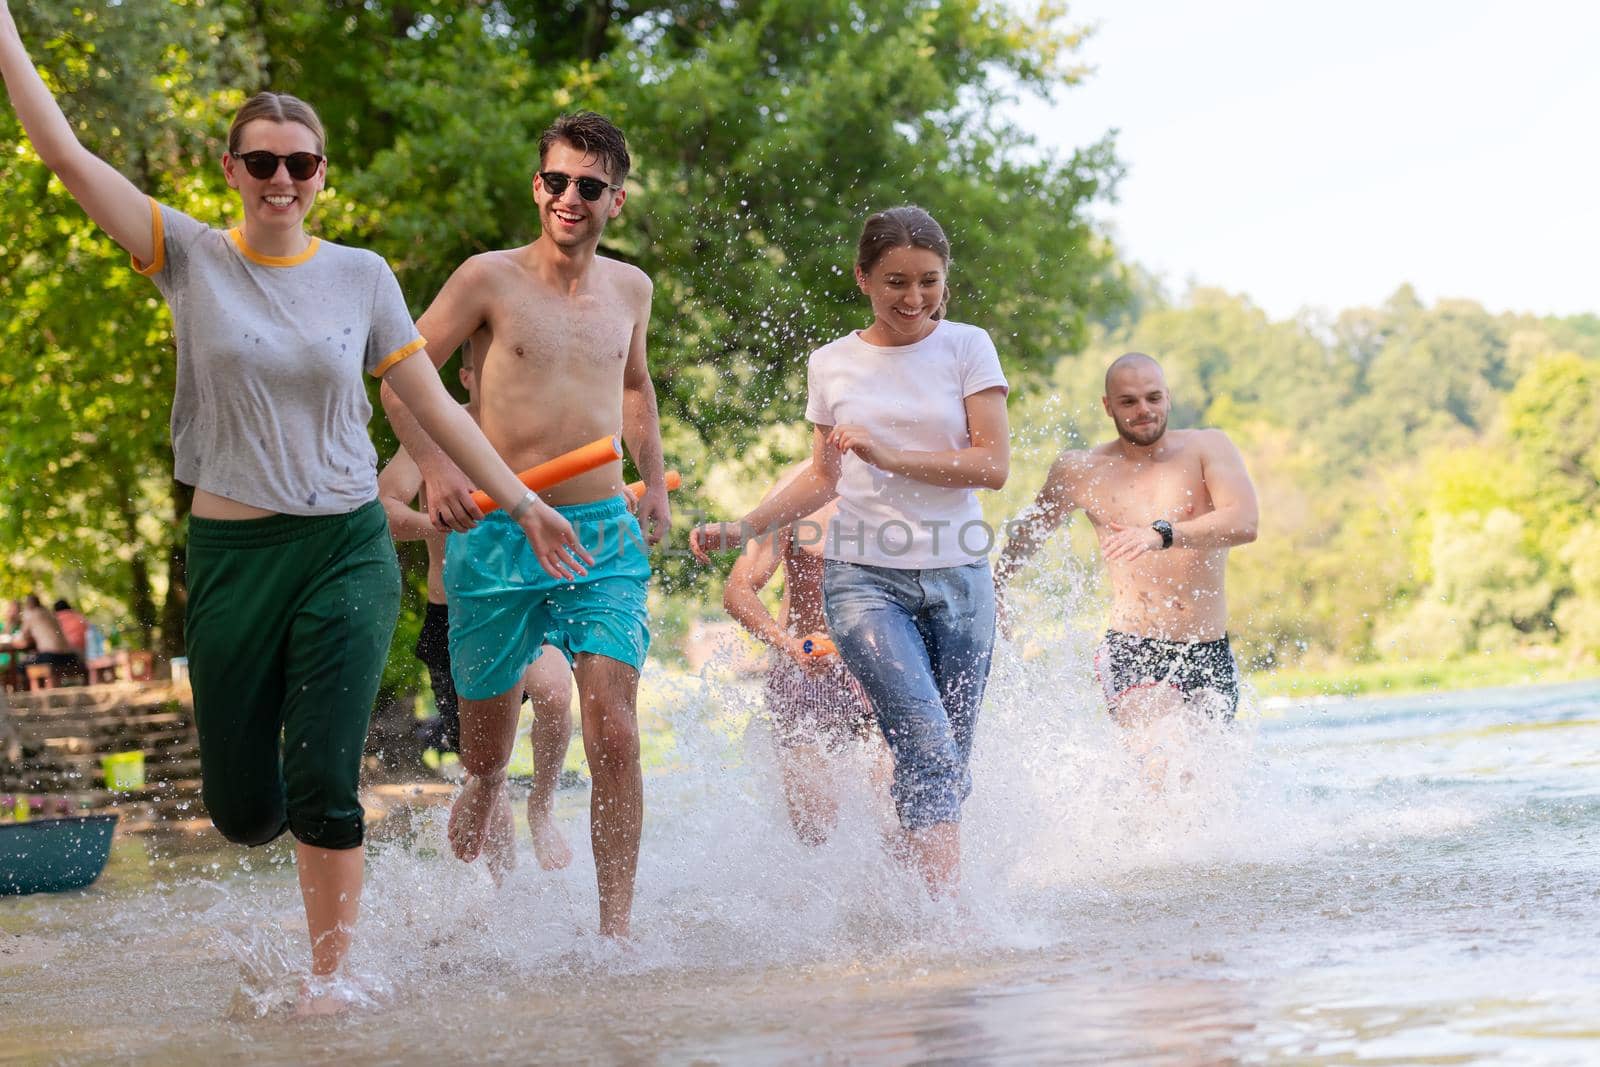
[227,91,327,156]
[855,206,951,276]
[538,112,631,183]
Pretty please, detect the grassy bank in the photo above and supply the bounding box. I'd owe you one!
[1252,651,1600,700]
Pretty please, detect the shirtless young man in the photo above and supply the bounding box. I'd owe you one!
[995,353,1258,724]
[381,112,668,936]
[377,338,578,870]
[723,463,887,846]
[15,594,83,676]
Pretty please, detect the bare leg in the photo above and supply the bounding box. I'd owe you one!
[1115,686,1186,792]
[524,647,574,870]
[295,841,362,1015]
[448,686,522,879]
[905,821,961,899]
[776,741,839,847]
[574,654,643,939]
[296,841,363,975]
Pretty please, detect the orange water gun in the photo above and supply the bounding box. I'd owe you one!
[800,634,836,657]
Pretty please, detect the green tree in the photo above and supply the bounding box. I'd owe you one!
[0,0,258,648]
[3,0,1122,674]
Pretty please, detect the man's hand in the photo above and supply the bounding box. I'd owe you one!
[689,521,745,563]
[517,501,595,581]
[1100,521,1164,561]
[828,425,897,470]
[635,484,671,546]
[419,455,483,533]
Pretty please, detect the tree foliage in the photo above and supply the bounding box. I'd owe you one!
[2,1,1121,675]
[1036,287,1600,668]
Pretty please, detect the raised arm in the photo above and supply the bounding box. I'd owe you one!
[830,386,1010,490]
[620,272,670,544]
[689,426,842,563]
[0,4,154,264]
[994,450,1084,589]
[378,257,493,532]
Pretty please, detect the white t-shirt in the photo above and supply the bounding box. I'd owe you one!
[804,320,1008,569]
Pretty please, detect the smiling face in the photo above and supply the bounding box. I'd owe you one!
[533,139,624,249]
[1103,360,1172,447]
[222,118,326,236]
[855,244,947,344]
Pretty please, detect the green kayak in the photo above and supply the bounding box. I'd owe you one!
[0,814,118,895]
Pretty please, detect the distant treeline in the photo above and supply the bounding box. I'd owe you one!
[998,285,1600,669]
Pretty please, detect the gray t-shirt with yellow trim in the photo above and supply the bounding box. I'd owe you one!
[134,199,425,516]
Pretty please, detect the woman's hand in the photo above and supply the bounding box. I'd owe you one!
[778,634,829,673]
[517,500,594,581]
[828,425,898,470]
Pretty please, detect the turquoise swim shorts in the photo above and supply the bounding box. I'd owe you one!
[445,495,651,700]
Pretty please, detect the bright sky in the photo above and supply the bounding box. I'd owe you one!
[1009,0,1600,319]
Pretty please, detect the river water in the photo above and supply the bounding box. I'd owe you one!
[3,660,1598,1065]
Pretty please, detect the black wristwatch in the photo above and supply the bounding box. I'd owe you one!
[1151,519,1174,549]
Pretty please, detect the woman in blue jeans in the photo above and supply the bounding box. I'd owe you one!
[692,206,1009,896]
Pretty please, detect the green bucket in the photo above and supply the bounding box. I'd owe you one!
[100,751,146,791]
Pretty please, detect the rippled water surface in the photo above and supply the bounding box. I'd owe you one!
[3,662,1598,1065]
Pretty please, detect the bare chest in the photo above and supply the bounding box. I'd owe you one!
[490,290,633,379]
[1081,458,1212,527]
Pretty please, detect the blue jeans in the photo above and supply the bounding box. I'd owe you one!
[822,560,996,830]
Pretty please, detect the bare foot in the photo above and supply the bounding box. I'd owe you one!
[881,827,915,869]
[448,773,507,864]
[527,802,573,871]
[484,789,517,886]
[295,978,352,1018]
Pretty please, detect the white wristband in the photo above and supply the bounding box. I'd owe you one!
[508,490,537,522]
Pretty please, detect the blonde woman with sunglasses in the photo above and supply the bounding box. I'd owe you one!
[0,4,595,1012]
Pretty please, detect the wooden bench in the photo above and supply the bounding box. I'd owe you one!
[87,656,119,685]
[25,664,58,690]
[86,651,155,684]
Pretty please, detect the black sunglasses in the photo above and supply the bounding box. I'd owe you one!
[539,171,620,202]
[235,150,324,181]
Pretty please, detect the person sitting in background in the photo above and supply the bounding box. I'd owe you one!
[52,599,88,656]
[17,594,84,678]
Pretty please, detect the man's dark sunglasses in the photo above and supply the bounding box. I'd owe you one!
[235,151,324,181]
[539,171,621,202]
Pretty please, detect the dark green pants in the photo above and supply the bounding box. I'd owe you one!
[186,500,400,850]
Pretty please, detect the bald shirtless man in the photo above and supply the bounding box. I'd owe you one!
[995,353,1258,723]
[381,112,668,938]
